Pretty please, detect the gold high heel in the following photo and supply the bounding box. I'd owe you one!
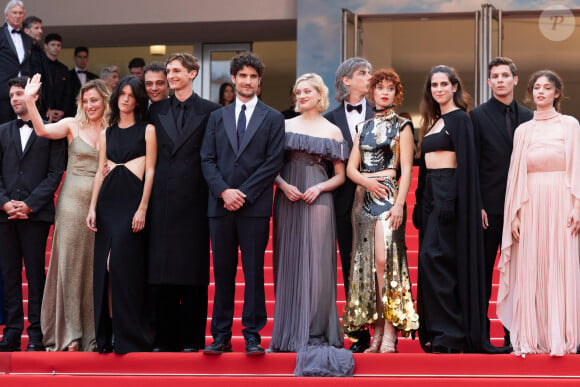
[364,331,383,353]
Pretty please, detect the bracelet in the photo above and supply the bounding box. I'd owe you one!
[316,183,323,192]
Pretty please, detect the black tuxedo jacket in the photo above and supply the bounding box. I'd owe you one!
[147,94,220,286]
[0,120,66,223]
[323,101,373,217]
[66,68,99,116]
[470,98,533,215]
[201,100,285,218]
[0,24,32,97]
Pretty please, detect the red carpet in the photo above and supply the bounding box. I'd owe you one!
[2,166,580,385]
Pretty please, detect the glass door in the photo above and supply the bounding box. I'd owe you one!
[199,43,252,103]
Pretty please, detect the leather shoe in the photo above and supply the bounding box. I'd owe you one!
[26,342,45,352]
[183,346,199,353]
[431,345,462,354]
[0,336,21,352]
[203,340,232,355]
[349,340,370,353]
[245,340,265,356]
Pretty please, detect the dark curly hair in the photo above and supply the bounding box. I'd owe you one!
[368,68,404,106]
[230,52,264,77]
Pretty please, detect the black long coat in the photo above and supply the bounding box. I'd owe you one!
[147,94,220,286]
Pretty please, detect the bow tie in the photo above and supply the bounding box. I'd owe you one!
[16,119,32,128]
[11,29,22,34]
[77,70,87,74]
[346,103,362,113]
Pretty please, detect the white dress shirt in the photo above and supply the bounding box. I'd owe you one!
[75,67,87,86]
[344,97,367,141]
[235,95,258,129]
[7,25,25,74]
[19,120,33,152]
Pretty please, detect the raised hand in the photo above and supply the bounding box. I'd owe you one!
[24,73,42,99]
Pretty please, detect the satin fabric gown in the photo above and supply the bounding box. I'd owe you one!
[41,136,98,351]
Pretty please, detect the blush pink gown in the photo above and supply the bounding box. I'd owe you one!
[497,108,580,356]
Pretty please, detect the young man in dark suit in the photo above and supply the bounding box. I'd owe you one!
[201,52,285,355]
[147,53,220,353]
[470,57,533,347]
[0,1,32,124]
[42,33,69,122]
[323,57,373,352]
[0,76,66,351]
[66,46,98,116]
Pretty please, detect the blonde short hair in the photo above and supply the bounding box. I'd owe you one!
[294,73,329,113]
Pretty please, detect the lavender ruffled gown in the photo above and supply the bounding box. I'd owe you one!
[270,132,353,376]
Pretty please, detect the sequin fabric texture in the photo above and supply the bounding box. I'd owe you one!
[342,110,419,339]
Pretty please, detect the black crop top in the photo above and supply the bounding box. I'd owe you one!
[421,129,454,153]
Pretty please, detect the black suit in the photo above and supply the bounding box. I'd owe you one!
[147,94,220,350]
[0,24,32,124]
[470,97,532,339]
[201,100,284,343]
[323,101,373,295]
[0,120,66,342]
[43,58,70,116]
[66,68,98,116]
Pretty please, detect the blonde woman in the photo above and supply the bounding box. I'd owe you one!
[270,73,348,367]
[24,74,110,351]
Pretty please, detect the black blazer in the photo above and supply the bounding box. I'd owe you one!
[0,119,66,223]
[147,94,220,286]
[470,98,533,215]
[66,68,99,116]
[201,100,285,218]
[0,24,32,100]
[323,101,373,217]
[43,58,70,112]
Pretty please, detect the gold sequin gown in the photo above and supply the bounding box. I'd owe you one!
[41,136,98,351]
[343,109,419,339]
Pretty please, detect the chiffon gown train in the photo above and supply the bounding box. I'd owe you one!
[93,123,153,354]
[270,132,353,376]
[41,137,98,351]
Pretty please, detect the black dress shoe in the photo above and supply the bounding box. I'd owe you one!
[183,346,200,353]
[98,343,115,354]
[431,345,462,354]
[245,340,265,356]
[26,342,46,352]
[349,340,370,353]
[203,340,232,355]
[0,336,21,352]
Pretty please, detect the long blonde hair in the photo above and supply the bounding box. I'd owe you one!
[74,79,111,128]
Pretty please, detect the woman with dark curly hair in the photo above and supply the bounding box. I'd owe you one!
[497,70,580,356]
[342,68,418,353]
[86,76,157,353]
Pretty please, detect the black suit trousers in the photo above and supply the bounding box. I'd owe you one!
[153,284,208,350]
[209,213,269,343]
[0,221,50,340]
[482,213,509,342]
